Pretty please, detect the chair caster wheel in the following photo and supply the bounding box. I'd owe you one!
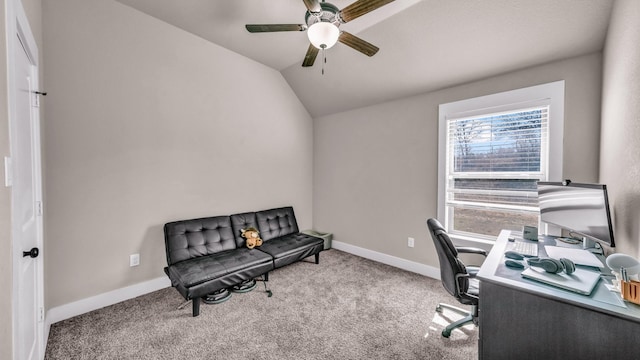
[436,305,443,313]
[266,290,273,297]
[442,329,451,338]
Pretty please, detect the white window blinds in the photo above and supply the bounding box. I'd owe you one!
[444,106,549,238]
[448,107,549,176]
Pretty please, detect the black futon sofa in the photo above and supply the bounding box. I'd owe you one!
[163,206,324,316]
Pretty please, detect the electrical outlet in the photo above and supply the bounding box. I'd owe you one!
[130,253,140,267]
[408,237,415,248]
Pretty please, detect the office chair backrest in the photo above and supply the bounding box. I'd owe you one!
[427,218,469,298]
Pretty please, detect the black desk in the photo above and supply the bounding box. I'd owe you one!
[477,230,640,360]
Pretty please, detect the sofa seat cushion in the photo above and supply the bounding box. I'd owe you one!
[257,233,323,268]
[167,249,272,288]
[218,248,272,274]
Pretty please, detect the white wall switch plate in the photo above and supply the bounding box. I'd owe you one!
[408,237,415,248]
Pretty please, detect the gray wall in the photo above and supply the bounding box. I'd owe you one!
[4,4,634,353]
[42,0,313,309]
[600,0,640,259]
[314,53,603,268]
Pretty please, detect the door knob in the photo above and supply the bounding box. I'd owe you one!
[22,247,39,258]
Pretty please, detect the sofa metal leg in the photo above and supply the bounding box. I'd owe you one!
[257,273,273,297]
[192,297,200,317]
[315,253,320,264]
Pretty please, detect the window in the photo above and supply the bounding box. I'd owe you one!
[438,81,564,242]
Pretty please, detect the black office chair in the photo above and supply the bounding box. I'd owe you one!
[427,218,487,338]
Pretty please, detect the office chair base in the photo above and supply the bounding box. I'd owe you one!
[441,313,474,338]
[436,303,469,316]
[436,303,477,338]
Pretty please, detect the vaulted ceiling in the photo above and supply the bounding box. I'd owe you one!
[114,0,614,118]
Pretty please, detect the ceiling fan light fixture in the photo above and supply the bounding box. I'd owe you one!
[307,22,339,49]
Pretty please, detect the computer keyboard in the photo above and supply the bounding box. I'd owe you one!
[512,240,538,257]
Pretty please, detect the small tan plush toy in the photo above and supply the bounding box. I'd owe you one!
[241,227,263,249]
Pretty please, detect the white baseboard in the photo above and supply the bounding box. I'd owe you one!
[331,240,441,280]
[44,276,171,345]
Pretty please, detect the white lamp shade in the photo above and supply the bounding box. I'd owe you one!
[307,22,339,49]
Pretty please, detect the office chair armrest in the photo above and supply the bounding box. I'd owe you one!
[466,266,480,278]
[454,273,479,301]
[454,273,469,291]
[467,265,480,277]
[455,246,488,257]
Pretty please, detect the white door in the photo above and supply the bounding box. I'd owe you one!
[9,4,44,360]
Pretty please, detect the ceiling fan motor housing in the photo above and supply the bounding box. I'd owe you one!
[305,2,341,28]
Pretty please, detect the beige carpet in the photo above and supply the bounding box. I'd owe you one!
[45,249,478,359]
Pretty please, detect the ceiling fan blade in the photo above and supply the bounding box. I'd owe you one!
[339,0,395,23]
[302,0,321,13]
[339,31,379,57]
[302,44,319,67]
[245,24,306,33]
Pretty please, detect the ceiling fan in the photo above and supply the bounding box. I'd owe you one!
[245,0,395,67]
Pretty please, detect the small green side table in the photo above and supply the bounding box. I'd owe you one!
[302,230,333,250]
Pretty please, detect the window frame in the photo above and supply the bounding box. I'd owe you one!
[437,81,565,247]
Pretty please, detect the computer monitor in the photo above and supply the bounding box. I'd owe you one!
[537,181,615,248]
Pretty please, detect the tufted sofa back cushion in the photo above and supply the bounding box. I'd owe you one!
[164,216,236,265]
[230,211,259,247]
[256,207,299,241]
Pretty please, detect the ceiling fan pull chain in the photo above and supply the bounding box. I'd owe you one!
[322,47,327,75]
